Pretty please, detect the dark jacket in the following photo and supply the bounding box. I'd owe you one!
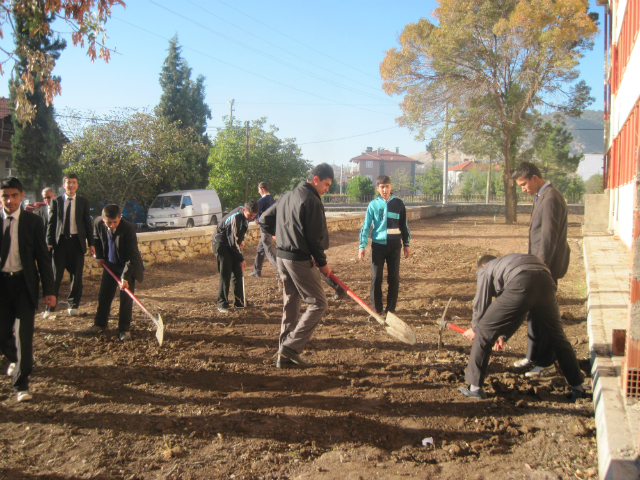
[472,253,551,330]
[212,207,249,263]
[528,183,570,280]
[0,209,55,307]
[35,204,49,228]
[94,217,144,283]
[257,193,275,223]
[47,194,94,253]
[259,181,329,267]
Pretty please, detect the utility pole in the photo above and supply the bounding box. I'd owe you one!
[443,103,449,205]
[228,99,235,124]
[340,165,344,194]
[486,157,491,204]
[244,121,250,203]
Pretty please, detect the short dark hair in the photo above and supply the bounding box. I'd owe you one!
[511,162,542,180]
[244,199,259,213]
[376,175,391,186]
[258,182,269,191]
[477,254,497,268]
[308,163,334,182]
[63,172,79,183]
[102,204,122,219]
[1,177,23,192]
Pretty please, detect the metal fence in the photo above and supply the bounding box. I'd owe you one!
[321,193,584,205]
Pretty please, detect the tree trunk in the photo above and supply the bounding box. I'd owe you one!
[503,135,517,224]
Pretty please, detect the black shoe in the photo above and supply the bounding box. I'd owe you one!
[234,301,254,308]
[458,386,487,400]
[330,290,345,301]
[248,272,261,278]
[570,387,589,403]
[217,305,229,314]
[275,355,295,369]
[278,345,313,368]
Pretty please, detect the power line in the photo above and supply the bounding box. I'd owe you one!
[299,126,399,145]
[182,0,389,99]
[214,0,380,81]
[147,0,391,103]
[113,17,394,117]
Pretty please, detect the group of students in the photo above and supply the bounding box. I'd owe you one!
[1,160,585,403]
[1,175,144,402]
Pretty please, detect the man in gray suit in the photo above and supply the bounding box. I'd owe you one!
[35,187,57,228]
[46,173,95,317]
[511,162,570,377]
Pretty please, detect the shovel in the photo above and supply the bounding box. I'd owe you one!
[437,297,465,350]
[100,262,164,346]
[325,271,416,345]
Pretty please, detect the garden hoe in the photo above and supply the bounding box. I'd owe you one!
[326,271,416,345]
[437,297,465,350]
[100,262,164,346]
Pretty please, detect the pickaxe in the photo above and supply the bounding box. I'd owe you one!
[437,297,466,350]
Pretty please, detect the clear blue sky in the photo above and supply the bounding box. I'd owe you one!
[0,0,605,167]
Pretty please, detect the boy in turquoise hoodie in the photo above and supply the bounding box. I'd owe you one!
[358,175,410,315]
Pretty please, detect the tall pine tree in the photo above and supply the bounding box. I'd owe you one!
[9,5,66,195]
[157,35,212,187]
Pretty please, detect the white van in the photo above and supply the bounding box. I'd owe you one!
[147,190,223,228]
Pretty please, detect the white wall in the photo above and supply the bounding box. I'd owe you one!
[610,181,634,248]
[578,153,604,180]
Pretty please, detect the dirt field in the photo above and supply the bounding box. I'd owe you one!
[0,214,597,480]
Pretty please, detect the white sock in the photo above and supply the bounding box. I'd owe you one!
[572,384,585,392]
[469,385,481,392]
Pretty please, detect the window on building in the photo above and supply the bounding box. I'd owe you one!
[366,161,373,168]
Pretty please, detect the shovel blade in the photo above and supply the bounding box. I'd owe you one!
[155,314,164,346]
[385,312,416,345]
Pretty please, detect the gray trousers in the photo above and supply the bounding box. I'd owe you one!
[466,269,583,388]
[277,257,328,353]
[253,228,278,275]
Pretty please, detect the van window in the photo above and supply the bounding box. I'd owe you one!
[182,196,193,206]
[150,195,182,208]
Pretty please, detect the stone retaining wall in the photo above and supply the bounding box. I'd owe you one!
[82,202,583,276]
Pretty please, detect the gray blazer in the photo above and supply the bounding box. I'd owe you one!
[528,183,570,280]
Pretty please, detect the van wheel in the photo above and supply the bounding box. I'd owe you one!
[210,215,218,226]
[186,219,194,228]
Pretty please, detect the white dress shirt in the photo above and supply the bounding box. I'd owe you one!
[63,193,78,235]
[1,207,23,273]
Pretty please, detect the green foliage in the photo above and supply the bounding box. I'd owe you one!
[60,110,209,210]
[207,118,311,210]
[460,169,488,196]
[564,176,585,199]
[532,121,583,190]
[346,174,375,199]
[390,167,413,194]
[584,174,603,194]
[417,161,443,195]
[9,9,66,194]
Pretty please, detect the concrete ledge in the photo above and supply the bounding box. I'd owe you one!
[583,234,640,480]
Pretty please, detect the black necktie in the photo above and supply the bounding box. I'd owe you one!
[64,198,72,237]
[0,217,13,270]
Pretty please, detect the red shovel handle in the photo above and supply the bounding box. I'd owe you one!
[447,323,467,334]
[326,271,381,321]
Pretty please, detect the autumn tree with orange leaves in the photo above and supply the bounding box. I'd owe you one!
[0,0,125,125]
[380,0,598,223]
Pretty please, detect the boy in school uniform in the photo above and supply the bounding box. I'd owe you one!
[358,175,410,315]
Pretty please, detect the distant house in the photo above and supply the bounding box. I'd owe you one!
[349,147,423,193]
[448,159,499,186]
[0,98,13,178]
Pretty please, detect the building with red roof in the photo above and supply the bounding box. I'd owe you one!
[349,147,423,193]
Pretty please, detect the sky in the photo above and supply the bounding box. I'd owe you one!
[0,0,606,168]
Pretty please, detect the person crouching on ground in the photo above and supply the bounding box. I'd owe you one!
[358,175,410,316]
[458,253,586,402]
[212,200,259,313]
[81,204,144,342]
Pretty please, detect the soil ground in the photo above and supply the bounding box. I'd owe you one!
[0,214,596,480]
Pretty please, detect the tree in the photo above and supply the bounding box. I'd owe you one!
[9,7,66,194]
[564,176,585,200]
[380,0,598,223]
[207,117,310,209]
[532,120,583,190]
[158,35,212,141]
[60,110,209,211]
[417,161,443,195]
[460,169,487,196]
[346,174,375,201]
[390,167,413,195]
[1,0,125,124]
[584,173,603,194]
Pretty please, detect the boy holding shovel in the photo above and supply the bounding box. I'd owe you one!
[358,175,410,316]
